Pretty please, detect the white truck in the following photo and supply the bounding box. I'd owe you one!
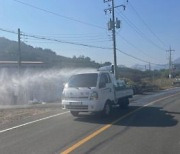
[62,69,133,117]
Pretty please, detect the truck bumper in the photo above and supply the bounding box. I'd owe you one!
[62,100,103,112]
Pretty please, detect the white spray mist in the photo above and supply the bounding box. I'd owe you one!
[0,68,96,106]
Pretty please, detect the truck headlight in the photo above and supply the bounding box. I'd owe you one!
[90,91,98,100]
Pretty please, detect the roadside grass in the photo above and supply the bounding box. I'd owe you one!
[129,78,175,94]
[153,78,174,90]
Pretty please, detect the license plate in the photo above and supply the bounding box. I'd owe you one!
[70,102,82,105]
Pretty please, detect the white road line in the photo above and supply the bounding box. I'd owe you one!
[0,111,69,134]
[1,92,179,134]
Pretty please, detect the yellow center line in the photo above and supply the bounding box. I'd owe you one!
[61,92,180,154]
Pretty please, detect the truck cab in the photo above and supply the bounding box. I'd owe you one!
[62,71,133,117]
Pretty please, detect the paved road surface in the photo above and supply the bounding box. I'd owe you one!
[0,88,180,154]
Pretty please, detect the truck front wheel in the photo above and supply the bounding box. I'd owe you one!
[70,111,79,117]
[102,102,112,117]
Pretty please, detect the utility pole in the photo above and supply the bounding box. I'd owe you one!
[111,0,117,79]
[167,46,175,79]
[149,62,154,85]
[18,28,21,75]
[149,62,151,71]
[104,0,126,79]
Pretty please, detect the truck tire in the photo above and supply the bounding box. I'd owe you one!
[102,102,112,117]
[70,111,79,117]
[120,98,129,109]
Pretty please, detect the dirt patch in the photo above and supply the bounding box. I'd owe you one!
[0,107,60,125]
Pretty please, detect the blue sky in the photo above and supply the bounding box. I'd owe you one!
[0,0,180,67]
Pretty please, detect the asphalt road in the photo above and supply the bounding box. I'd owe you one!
[0,88,180,154]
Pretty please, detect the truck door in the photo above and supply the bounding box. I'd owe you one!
[105,73,115,101]
[98,73,114,108]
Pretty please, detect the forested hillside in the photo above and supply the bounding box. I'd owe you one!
[0,37,100,68]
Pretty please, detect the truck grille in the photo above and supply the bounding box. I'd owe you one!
[66,105,88,110]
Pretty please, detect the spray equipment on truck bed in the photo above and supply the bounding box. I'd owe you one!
[98,65,114,73]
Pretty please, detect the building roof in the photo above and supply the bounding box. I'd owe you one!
[0,61,44,64]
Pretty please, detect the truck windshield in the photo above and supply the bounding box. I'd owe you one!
[68,73,98,88]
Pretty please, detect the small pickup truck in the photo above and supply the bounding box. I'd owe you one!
[62,70,133,117]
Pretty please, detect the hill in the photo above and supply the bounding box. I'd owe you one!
[0,37,100,68]
[132,64,168,71]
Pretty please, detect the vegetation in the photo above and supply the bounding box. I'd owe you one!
[0,37,101,68]
[117,67,180,93]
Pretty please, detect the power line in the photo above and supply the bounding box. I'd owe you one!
[117,48,164,66]
[26,39,111,44]
[0,27,165,66]
[119,12,165,51]
[0,27,111,49]
[12,0,106,30]
[128,1,167,47]
[11,0,167,52]
[21,33,112,50]
[32,37,111,42]
[0,28,18,34]
[25,32,163,65]
[117,48,149,63]
[23,33,109,38]
[35,35,108,39]
[21,32,111,42]
[116,10,165,51]
[118,34,162,62]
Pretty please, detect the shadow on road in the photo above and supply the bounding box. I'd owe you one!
[74,106,178,127]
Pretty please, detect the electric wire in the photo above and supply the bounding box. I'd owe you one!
[21,33,112,50]
[0,27,165,66]
[13,0,106,30]
[116,10,165,51]
[9,1,166,64]
[0,28,18,35]
[128,1,167,47]
[117,34,163,62]
[117,48,164,66]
